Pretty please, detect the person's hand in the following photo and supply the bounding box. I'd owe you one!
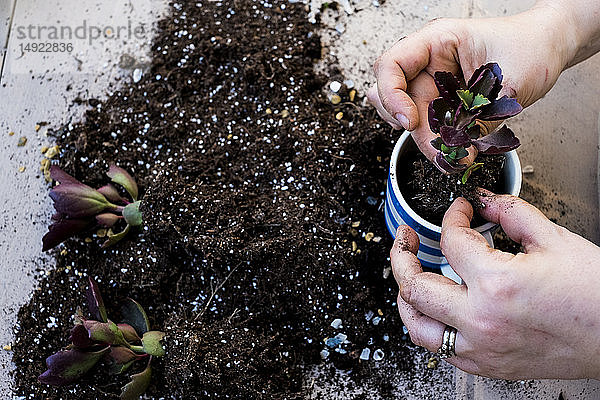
[367,6,575,164]
[391,190,600,380]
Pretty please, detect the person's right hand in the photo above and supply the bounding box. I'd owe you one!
[367,5,574,163]
[391,190,600,380]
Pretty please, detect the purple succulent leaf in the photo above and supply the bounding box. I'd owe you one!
[478,95,523,121]
[141,331,166,356]
[433,71,461,108]
[428,97,453,134]
[107,164,138,201]
[118,323,141,343]
[50,183,113,218]
[42,217,93,251]
[70,324,95,349]
[453,105,479,130]
[121,298,150,336]
[485,62,504,100]
[38,346,109,386]
[434,152,467,174]
[107,346,139,365]
[97,184,127,204]
[439,126,472,148]
[49,166,82,185]
[106,347,140,375]
[428,102,440,134]
[96,213,121,228]
[472,125,521,154]
[101,225,131,249]
[467,64,486,88]
[486,62,503,82]
[120,360,152,400]
[87,277,108,323]
[83,320,128,346]
[468,69,497,99]
[467,63,503,89]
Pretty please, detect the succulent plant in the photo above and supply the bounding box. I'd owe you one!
[42,164,143,251]
[39,277,165,400]
[428,63,522,178]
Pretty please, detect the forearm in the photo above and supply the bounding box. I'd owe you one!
[534,0,600,68]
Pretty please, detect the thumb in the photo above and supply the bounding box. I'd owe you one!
[373,33,435,131]
[477,189,558,252]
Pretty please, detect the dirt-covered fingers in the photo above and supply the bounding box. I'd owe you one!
[366,85,404,130]
[445,352,481,375]
[396,293,443,350]
[399,272,469,328]
[371,21,464,131]
[391,225,479,370]
[397,294,477,371]
[476,189,559,252]
[372,35,430,131]
[392,225,470,329]
[441,198,511,281]
[391,225,420,254]
[390,225,422,279]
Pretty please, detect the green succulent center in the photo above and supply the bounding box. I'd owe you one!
[456,89,491,111]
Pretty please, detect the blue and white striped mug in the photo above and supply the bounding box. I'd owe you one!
[385,131,522,281]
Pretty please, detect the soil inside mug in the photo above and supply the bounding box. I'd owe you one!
[397,150,506,227]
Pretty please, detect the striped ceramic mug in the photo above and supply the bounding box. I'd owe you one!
[385,131,522,281]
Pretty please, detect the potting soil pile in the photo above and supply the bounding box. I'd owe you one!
[12,0,422,398]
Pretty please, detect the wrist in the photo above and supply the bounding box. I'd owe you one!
[533,0,600,68]
[521,3,579,71]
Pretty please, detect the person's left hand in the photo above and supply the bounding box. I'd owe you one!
[391,190,600,380]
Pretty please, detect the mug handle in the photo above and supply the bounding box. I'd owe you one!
[482,230,495,247]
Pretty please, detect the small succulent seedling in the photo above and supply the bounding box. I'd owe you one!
[428,63,522,180]
[39,277,165,400]
[42,164,143,251]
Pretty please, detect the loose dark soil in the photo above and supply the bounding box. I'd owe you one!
[399,151,506,226]
[493,229,524,255]
[11,1,413,399]
[11,1,522,399]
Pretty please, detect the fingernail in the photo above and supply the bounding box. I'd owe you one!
[394,225,404,238]
[395,113,410,131]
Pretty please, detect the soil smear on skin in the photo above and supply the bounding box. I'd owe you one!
[399,151,506,226]
[11,1,521,398]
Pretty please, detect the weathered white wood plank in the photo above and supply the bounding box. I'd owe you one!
[0,0,168,396]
